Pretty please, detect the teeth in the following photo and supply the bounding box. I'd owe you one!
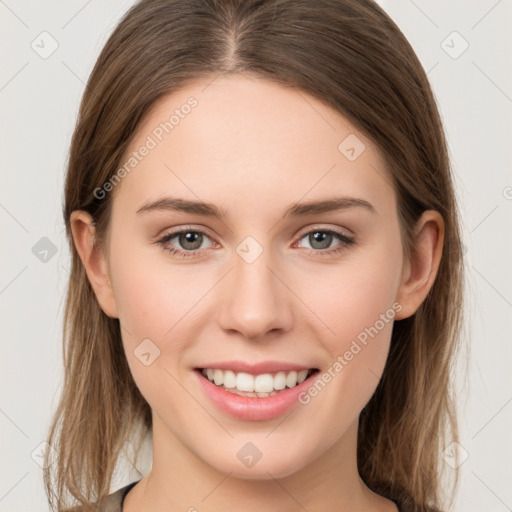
[297,369,308,384]
[274,371,287,390]
[213,369,223,386]
[254,373,274,392]
[223,370,236,388]
[200,368,313,394]
[286,371,297,388]
[236,372,255,392]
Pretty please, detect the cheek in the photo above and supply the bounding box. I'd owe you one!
[107,240,211,394]
[294,242,402,420]
[306,245,402,355]
[108,239,195,341]
[110,252,192,417]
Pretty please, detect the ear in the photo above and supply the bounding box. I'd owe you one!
[394,210,444,320]
[69,210,119,319]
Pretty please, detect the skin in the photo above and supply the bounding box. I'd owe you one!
[71,75,444,512]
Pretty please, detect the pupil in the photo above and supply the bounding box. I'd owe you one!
[311,232,331,249]
[180,232,202,250]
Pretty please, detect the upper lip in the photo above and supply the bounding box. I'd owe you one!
[195,360,317,375]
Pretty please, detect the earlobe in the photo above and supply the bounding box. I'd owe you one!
[69,210,119,318]
[394,210,444,320]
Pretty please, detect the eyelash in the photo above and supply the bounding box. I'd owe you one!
[155,226,355,260]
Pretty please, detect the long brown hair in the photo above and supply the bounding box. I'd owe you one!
[44,1,465,510]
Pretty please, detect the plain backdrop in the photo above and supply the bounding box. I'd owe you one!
[1,1,511,511]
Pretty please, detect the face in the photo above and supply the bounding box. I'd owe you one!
[94,75,408,479]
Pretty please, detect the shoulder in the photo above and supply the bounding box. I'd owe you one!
[371,483,443,512]
[96,485,126,512]
[97,481,140,512]
[394,497,444,512]
[63,481,139,512]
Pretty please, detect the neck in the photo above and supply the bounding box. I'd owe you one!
[123,413,396,512]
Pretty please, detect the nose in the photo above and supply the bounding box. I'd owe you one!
[217,247,294,341]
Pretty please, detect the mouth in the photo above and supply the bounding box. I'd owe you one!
[194,367,320,398]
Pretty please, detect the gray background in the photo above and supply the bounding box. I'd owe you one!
[1,0,511,510]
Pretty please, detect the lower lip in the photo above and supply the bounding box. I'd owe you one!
[193,369,320,421]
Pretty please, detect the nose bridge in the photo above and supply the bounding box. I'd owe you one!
[218,236,293,340]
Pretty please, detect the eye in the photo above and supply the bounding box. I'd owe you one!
[155,228,216,259]
[294,228,355,256]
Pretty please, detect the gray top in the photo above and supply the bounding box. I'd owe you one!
[97,480,139,512]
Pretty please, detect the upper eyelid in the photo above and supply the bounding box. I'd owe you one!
[158,225,218,244]
[296,224,354,238]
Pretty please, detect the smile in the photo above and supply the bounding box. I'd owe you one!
[193,365,321,421]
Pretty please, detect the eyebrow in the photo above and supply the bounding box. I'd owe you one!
[135,196,376,219]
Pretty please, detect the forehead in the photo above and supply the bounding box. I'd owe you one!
[111,74,395,217]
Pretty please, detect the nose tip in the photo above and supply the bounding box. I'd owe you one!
[217,252,294,341]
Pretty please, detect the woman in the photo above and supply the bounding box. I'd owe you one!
[44,0,465,511]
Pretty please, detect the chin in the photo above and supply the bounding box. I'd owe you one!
[207,448,312,480]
